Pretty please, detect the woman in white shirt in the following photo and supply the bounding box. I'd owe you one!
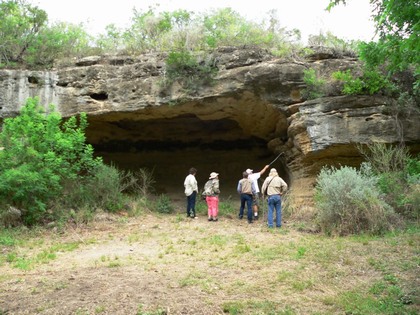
[184,167,198,218]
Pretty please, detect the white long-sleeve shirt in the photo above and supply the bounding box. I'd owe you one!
[184,174,198,196]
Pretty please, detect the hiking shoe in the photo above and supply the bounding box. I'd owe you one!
[238,215,243,220]
[254,215,259,220]
[248,220,253,224]
[208,217,213,221]
[213,217,218,222]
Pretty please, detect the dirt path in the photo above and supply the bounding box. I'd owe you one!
[1,211,419,315]
[1,213,282,314]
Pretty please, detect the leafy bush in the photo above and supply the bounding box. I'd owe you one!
[0,97,102,224]
[307,31,358,58]
[315,165,397,236]
[0,0,47,64]
[2,1,306,67]
[162,50,217,93]
[358,143,420,219]
[202,8,288,49]
[332,68,393,95]
[59,163,128,213]
[24,22,93,67]
[155,194,174,214]
[302,68,326,99]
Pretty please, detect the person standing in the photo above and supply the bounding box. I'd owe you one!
[237,171,257,224]
[203,172,220,221]
[184,167,198,219]
[245,164,269,220]
[261,168,288,228]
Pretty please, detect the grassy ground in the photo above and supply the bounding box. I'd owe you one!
[0,202,418,315]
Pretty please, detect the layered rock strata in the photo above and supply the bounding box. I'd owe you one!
[1,47,419,205]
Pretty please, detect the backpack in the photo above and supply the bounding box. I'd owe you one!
[202,180,214,197]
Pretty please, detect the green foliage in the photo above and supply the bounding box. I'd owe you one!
[59,163,131,213]
[155,194,174,214]
[0,0,93,68]
[202,8,301,56]
[332,69,363,94]
[337,254,417,315]
[302,68,326,99]
[358,143,420,219]
[0,97,102,224]
[338,287,416,315]
[332,68,392,95]
[123,7,173,53]
[315,164,396,236]
[307,31,359,57]
[218,197,237,217]
[222,300,294,315]
[202,8,273,48]
[1,1,304,65]
[0,229,17,246]
[25,22,93,67]
[121,7,194,53]
[328,0,420,90]
[162,50,217,93]
[95,24,125,54]
[0,0,47,63]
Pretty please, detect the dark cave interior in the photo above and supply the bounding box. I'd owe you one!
[87,114,289,199]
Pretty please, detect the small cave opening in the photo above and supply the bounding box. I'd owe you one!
[90,93,108,101]
[27,76,39,84]
[86,112,290,201]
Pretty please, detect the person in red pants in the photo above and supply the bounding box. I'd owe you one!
[202,172,220,221]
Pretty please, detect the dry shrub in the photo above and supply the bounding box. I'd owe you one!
[315,165,398,236]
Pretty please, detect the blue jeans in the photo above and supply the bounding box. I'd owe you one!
[267,194,282,228]
[239,193,253,221]
[186,191,197,217]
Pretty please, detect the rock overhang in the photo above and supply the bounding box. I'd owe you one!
[1,47,419,201]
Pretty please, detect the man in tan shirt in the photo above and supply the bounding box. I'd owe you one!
[237,171,257,224]
[261,168,288,228]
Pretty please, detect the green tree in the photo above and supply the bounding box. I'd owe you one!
[95,24,125,54]
[327,0,419,90]
[202,8,271,48]
[0,97,102,224]
[123,7,175,53]
[0,0,47,64]
[0,0,93,68]
[25,22,93,67]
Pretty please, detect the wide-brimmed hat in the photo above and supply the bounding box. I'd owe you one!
[209,172,219,179]
[245,168,253,174]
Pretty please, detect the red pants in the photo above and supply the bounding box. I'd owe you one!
[206,196,219,218]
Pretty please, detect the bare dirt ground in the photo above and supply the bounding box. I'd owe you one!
[0,203,419,315]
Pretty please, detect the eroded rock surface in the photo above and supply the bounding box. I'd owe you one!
[1,47,419,205]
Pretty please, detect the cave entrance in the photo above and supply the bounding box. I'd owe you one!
[95,145,284,199]
[86,99,290,200]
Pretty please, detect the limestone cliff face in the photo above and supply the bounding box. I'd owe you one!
[1,47,419,203]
